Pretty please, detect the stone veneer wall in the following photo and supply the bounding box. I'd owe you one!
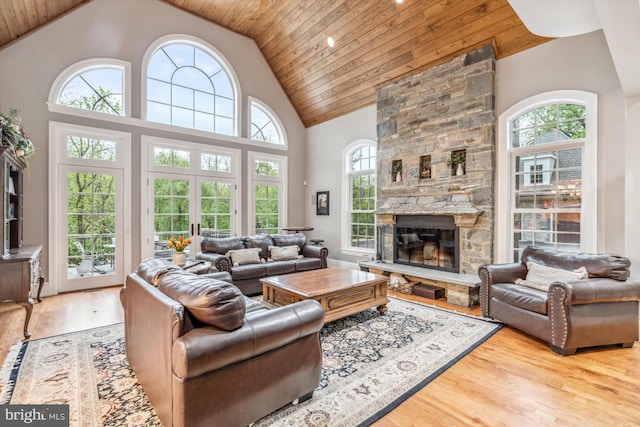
[376,46,495,274]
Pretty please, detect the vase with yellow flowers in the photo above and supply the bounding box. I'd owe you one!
[167,235,192,266]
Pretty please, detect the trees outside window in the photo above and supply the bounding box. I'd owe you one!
[343,140,376,253]
[145,39,238,136]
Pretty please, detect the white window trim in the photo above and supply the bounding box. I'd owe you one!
[140,135,242,249]
[48,58,132,118]
[341,139,376,257]
[46,104,288,150]
[141,34,242,138]
[496,90,597,263]
[48,121,132,295]
[247,96,288,147]
[247,151,288,235]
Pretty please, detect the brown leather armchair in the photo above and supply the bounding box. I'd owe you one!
[478,246,640,355]
[121,258,325,427]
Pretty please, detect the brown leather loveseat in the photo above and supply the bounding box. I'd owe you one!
[478,246,640,355]
[120,257,325,427]
[196,233,328,295]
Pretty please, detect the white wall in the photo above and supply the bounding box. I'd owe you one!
[0,0,306,281]
[305,104,377,265]
[308,30,631,265]
[625,95,640,278]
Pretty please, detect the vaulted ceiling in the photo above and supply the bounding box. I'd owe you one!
[0,0,550,127]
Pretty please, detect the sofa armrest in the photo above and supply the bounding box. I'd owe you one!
[478,262,527,317]
[172,300,325,379]
[195,251,232,273]
[301,244,328,268]
[549,278,640,306]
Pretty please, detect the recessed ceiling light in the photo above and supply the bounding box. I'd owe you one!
[327,36,335,48]
[396,0,404,3]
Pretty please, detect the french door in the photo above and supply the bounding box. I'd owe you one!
[57,165,125,292]
[146,173,236,259]
[49,122,131,295]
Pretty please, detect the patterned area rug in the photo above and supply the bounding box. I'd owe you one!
[0,298,501,426]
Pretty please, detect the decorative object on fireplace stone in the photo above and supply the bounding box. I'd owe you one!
[392,159,402,182]
[419,155,432,179]
[447,149,466,176]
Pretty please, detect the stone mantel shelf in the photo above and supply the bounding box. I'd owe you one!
[376,197,484,227]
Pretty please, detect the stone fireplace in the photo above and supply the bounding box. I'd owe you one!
[375,46,495,275]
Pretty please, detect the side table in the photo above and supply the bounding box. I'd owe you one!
[0,245,44,339]
[182,260,215,275]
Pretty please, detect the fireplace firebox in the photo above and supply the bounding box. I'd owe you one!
[394,215,459,273]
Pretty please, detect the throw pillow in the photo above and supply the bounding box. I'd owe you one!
[225,247,263,266]
[269,245,301,261]
[518,262,589,291]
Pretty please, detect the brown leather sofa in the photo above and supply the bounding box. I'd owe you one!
[478,246,640,355]
[196,233,328,295]
[120,257,325,427]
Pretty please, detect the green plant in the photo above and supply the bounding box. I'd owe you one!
[0,108,35,158]
[446,151,466,167]
[391,160,402,174]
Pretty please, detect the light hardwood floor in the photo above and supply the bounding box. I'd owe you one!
[1,287,639,426]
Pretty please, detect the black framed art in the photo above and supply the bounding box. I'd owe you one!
[316,191,329,215]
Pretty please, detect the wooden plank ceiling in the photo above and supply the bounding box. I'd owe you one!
[0,0,550,127]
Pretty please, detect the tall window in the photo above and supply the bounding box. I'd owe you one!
[145,38,238,136]
[51,59,129,116]
[249,98,286,145]
[247,152,287,235]
[497,91,597,262]
[343,140,376,253]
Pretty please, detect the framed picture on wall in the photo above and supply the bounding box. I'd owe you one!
[316,191,329,215]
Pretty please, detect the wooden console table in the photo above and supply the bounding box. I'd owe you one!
[0,245,44,339]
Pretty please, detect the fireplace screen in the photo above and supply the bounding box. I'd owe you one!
[394,215,459,273]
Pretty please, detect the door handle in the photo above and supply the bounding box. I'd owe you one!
[191,223,194,236]
[197,223,201,236]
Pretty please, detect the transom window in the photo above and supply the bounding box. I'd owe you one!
[249,98,286,145]
[146,40,237,136]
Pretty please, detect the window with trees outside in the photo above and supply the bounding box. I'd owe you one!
[249,98,285,145]
[49,121,131,294]
[248,152,287,235]
[145,40,237,136]
[142,138,240,260]
[509,100,590,262]
[345,142,376,252]
[55,63,125,115]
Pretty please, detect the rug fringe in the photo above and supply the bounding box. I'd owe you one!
[0,340,26,404]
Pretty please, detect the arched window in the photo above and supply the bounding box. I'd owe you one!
[50,59,129,116]
[249,97,286,145]
[342,140,376,254]
[144,36,239,136]
[496,91,597,262]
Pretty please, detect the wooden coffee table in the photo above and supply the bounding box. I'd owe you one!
[261,267,389,322]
